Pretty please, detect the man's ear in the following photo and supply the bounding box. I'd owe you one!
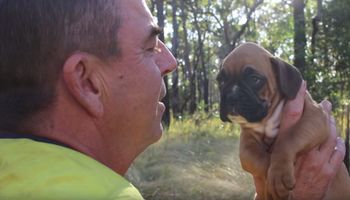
[62,52,104,118]
[270,57,303,100]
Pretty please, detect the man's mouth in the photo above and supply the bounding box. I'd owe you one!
[159,82,166,101]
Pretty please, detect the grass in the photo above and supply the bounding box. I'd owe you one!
[126,113,255,200]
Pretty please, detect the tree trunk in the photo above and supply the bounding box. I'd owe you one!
[311,0,322,57]
[191,1,209,112]
[155,0,171,127]
[189,47,198,114]
[180,0,195,114]
[170,0,180,118]
[292,0,307,75]
[345,105,350,171]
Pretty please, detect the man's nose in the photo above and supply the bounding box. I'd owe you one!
[156,40,177,76]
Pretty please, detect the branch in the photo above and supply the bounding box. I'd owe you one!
[230,0,264,50]
[206,11,224,29]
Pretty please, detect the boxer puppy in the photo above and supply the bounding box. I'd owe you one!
[217,42,330,200]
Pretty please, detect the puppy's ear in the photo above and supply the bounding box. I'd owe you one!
[270,57,303,100]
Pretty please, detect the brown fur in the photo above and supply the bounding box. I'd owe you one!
[219,42,348,200]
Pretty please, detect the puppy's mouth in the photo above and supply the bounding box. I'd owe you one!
[220,88,268,123]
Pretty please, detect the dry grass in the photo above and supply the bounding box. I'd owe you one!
[126,113,255,200]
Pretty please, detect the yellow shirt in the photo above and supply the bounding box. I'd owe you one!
[0,138,144,200]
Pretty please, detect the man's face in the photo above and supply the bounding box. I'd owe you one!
[101,0,176,149]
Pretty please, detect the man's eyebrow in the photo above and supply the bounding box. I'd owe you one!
[145,25,162,41]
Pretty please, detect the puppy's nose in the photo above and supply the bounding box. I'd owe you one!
[227,85,239,104]
[232,85,239,93]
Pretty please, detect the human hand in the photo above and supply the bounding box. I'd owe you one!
[291,101,345,200]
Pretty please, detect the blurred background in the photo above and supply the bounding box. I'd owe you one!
[126,0,350,199]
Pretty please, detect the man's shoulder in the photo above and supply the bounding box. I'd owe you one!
[0,138,144,200]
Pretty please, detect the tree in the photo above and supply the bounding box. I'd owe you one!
[292,0,307,75]
[170,0,181,117]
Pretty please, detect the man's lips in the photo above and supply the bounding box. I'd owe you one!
[159,83,166,101]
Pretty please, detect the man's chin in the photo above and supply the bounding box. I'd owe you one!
[145,122,164,146]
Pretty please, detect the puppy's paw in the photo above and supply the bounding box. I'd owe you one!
[267,163,295,200]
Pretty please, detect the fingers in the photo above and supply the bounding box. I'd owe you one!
[280,81,306,132]
[320,100,332,114]
[318,100,344,170]
[319,100,337,154]
[329,137,346,166]
[320,115,337,153]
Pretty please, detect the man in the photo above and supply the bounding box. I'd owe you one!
[0,0,176,199]
[0,0,347,199]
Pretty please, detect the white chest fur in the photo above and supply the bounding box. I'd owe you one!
[230,100,285,139]
[264,100,284,138]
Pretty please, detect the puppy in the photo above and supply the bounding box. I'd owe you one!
[217,42,336,199]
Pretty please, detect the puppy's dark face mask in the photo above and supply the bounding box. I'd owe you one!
[217,66,268,123]
[217,54,302,124]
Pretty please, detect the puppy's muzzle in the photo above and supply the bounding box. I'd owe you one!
[220,85,268,123]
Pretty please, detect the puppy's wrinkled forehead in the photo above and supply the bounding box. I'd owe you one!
[222,42,274,76]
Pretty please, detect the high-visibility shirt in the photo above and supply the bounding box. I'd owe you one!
[0,138,144,200]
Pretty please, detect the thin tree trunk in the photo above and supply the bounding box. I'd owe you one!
[171,0,180,118]
[180,0,195,114]
[190,1,209,112]
[189,45,198,114]
[311,0,322,56]
[345,105,350,171]
[293,0,307,75]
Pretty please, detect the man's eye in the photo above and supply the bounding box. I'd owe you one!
[147,46,160,53]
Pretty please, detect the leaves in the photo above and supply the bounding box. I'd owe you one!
[148,0,349,118]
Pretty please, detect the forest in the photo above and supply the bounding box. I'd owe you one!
[148,0,350,129]
[126,0,350,199]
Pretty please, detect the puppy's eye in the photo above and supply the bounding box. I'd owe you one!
[248,75,265,88]
[251,76,261,84]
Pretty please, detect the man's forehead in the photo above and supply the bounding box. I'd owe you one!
[118,1,158,37]
[118,0,156,26]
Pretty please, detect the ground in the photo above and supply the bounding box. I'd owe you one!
[126,115,255,200]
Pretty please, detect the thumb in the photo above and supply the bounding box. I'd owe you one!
[279,81,306,133]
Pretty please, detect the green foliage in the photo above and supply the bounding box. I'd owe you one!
[250,1,294,61]
[305,0,350,109]
[168,110,240,140]
[154,0,350,119]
